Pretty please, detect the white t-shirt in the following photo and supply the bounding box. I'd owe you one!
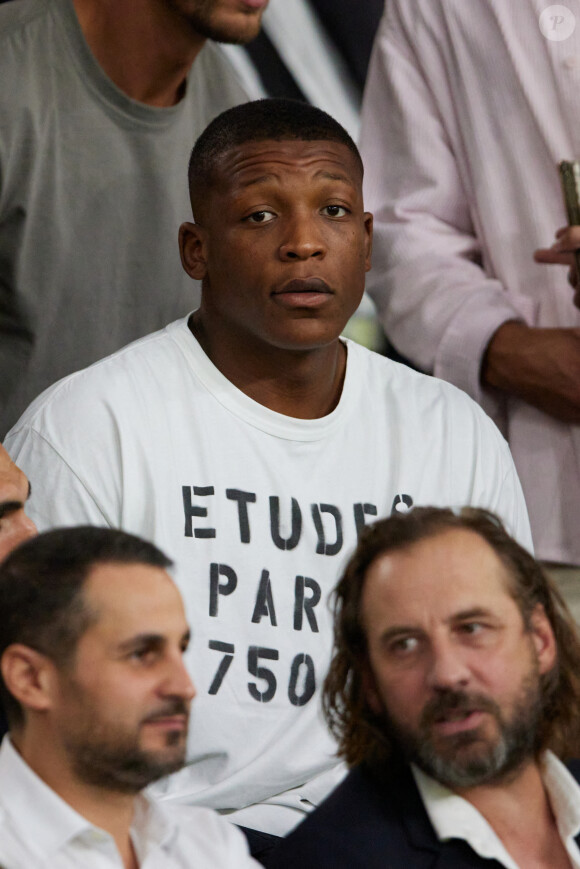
[0,738,259,869]
[5,317,532,835]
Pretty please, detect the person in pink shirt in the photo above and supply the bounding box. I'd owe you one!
[360,0,580,598]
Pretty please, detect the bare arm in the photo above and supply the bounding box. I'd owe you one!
[482,321,580,423]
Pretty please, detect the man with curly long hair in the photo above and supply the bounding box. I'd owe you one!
[269,507,580,868]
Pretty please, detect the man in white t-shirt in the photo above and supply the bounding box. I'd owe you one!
[0,526,259,868]
[270,507,580,868]
[5,99,532,851]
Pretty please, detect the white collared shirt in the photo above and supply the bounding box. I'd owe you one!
[0,737,260,869]
[412,753,580,868]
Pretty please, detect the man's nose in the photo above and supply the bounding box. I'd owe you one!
[20,512,38,541]
[12,510,38,549]
[426,639,470,691]
[279,214,326,261]
[163,655,196,702]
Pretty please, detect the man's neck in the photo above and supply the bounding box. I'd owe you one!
[458,761,572,869]
[189,314,348,419]
[72,0,206,106]
[13,732,139,869]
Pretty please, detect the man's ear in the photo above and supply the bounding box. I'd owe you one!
[529,604,557,676]
[361,659,382,716]
[179,222,208,281]
[1,645,55,714]
[363,212,373,273]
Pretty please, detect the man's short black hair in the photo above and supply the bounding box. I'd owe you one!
[0,526,172,728]
[188,98,364,218]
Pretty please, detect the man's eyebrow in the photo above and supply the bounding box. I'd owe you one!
[378,625,421,644]
[117,629,191,653]
[117,633,165,653]
[0,501,25,520]
[450,607,494,622]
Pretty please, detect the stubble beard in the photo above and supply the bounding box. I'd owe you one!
[164,0,264,45]
[64,700,190,794]
[385,668,544,790]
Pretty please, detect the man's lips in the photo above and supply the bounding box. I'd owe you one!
[143,714,189,731]
[272,278,333,308]
[273,277,333,295]
[421,690,497,738]
[431,709,486,737]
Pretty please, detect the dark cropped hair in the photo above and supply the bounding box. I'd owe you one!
[188,98,363,218]
[323,507,580,768]
[0,526,172,728]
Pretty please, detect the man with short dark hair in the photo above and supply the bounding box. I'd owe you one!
[0,526,259,868]
[6,99,531,840]
[269,507,580,868]
[0,0,269,437]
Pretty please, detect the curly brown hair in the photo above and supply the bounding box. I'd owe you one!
[323,506,580,768]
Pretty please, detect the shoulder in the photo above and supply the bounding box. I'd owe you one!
[267,766,422,868]
[0,0,68,161]
[350,342,504,438]
[6,320,190,444]
[0,0,48,42]
[0,0,57,79]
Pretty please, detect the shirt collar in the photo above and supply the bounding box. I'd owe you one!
[0,736,93,861]
[412,752,580,868]
[131,793,179,861]
[0,737,179,862]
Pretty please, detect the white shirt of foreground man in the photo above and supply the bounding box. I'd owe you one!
[360,0,580,565]
[0,738,256,869]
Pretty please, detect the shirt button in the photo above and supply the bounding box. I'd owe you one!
[564,56,580,70]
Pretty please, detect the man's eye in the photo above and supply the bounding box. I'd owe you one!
[389,636,419,656]
[246,211,275,224]
[130,648,157,663]
[323,205,348,217]
[459,622,484,636]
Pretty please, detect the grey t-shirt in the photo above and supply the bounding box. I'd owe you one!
[0,0,250,436]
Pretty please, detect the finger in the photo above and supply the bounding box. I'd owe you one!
[551,226,580,249]
[534,248,575,265]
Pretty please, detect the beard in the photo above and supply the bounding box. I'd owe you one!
[63,698,190,794]
[163,0,265,46]
[384,668,544,789]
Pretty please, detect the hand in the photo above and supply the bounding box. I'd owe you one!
[534,226,580,308]
[482,321,580,422]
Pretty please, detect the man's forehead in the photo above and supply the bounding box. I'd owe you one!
[83,563,185,635]
[362,529,516,622]
[214,138,363,188]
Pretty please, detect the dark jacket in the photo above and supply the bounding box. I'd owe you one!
[265,760,580,868]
